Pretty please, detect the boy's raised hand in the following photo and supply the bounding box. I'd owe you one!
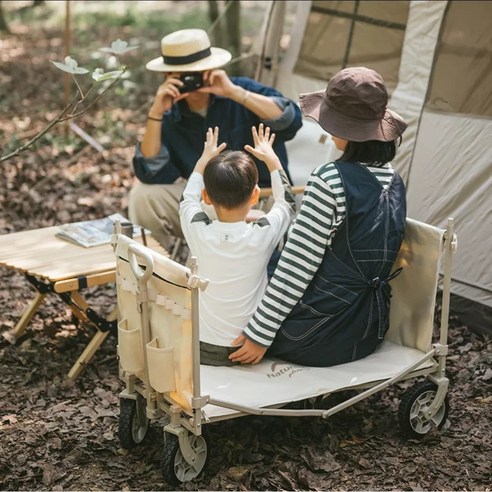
[244,123,281,172]
[195,126,227,174]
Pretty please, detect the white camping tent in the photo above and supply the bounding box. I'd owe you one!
[255,0,492,332]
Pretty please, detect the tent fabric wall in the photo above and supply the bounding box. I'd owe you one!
[426,1,492,117]
[293,0,409,90]
[257,0,492,332]
[404,0,492,320]
[406,111,492,309]
[388,0,447,184]
[269,0,327,98]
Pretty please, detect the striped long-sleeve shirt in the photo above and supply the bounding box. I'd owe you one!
[243,161,395,347]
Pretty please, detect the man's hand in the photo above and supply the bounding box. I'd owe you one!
[229,334,267,364]
[198,69,236,98]
[149,76,189,117]
[195,126,227,174]
[244,124,282,173]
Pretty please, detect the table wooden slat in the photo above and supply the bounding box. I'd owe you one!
[0,227,63,258]
[0,227,165,282]
[1,247,114,270]
[30,259,119,281]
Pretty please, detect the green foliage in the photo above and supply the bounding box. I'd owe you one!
[3,1,53,26]
[73,4,209,33]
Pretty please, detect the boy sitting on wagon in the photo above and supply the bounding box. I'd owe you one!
[179,124,295,366]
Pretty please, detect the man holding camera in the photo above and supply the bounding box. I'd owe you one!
[129,28,302,248]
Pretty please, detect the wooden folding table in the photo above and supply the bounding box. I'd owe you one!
[0,226,165,379]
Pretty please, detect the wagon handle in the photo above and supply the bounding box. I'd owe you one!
[128,243,154,284]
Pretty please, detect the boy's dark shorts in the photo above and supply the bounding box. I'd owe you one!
[200,341,240,367]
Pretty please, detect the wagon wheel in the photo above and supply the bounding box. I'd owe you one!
[399,381,449,439]
[118,395,149,449]
[161,429,209,485]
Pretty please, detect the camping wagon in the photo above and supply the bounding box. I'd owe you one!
[112,214,456,484]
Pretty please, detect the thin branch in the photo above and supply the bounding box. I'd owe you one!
[0,104,73,162]
[0,71,125,162]
[70,74,102,115]
[71,73,85,99]
[59,73,124,121]
[68,81,99,116]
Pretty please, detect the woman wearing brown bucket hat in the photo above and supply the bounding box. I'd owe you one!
[128,29,302,249]
[230,66,408,366]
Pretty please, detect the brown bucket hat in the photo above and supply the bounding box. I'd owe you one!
[299,67,407,142]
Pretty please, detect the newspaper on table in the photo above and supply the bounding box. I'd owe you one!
[56,213,145,248]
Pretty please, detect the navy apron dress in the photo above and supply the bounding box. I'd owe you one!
[268,161,406,367]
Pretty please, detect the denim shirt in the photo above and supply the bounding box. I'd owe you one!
[132,76,302,187]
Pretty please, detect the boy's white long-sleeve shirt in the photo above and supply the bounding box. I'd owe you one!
[179,169,295,346]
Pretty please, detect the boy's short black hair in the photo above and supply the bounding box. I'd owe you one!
[338,138,402,166]
[203,150,258,209]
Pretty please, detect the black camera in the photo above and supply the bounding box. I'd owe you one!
[178,72,204,93]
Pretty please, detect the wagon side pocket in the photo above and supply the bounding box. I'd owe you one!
[117,318,144,374]
[146,338,176,393]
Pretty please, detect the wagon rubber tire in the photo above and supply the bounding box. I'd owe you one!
[161,430,209,485]
[399,381,449,439]
[118,396,149,449]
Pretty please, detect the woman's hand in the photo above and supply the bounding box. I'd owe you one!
[229,334,267,365]
[194,126,227,174]
[244,123,282,172]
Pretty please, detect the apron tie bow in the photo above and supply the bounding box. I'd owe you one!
[371,267,403,338]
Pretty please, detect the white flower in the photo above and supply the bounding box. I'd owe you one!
[50,56,89,75]
[99,39,139,55]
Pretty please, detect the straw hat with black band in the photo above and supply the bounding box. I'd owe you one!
[146,29,232,73]
[299,67,407,142]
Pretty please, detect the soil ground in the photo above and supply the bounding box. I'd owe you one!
[0,2,491,491]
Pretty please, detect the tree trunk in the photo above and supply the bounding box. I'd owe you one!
[207,0,224,48]
[224,0,241,75]
[207,0,242,75]
[0,1,10,33]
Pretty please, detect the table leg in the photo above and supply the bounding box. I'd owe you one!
[67,291,119,379]
[67,329,110,380]
[11,274,119,379]
[14,292,46,339]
